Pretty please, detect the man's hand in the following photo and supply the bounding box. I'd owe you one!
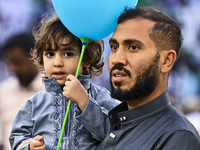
[30,135,46,150]
[63,74,89,111]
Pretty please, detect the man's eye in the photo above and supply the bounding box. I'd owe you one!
[129,45,138,50]
[110,45,118,51]
[65,52,73,57]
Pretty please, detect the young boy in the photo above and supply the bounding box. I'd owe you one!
[9,16,119,150]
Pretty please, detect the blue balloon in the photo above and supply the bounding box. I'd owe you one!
[52,0,138,41]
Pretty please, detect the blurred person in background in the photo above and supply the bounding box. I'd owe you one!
[0,33,45,150]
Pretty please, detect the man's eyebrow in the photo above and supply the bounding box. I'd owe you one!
[109,38,145,47]
[124,39,144,47]
[109,38,118,44]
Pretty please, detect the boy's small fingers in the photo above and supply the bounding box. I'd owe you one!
[33,135,44,141]
[63,86,67,91]
[67,74,76,80]
[39,137,44,142]
[65,81,70,85]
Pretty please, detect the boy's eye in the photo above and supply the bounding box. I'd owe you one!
[45,52,54,57]
[65,52,73,57]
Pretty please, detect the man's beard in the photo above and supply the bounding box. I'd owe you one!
[110,52,160,102]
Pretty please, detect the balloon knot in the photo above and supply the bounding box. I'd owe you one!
[82,41,87,45]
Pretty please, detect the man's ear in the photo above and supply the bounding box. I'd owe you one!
[160,50,177,73]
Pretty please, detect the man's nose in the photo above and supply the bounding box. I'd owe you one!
[110,49,127,66]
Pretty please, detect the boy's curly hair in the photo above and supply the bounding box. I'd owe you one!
[31,16,104,77]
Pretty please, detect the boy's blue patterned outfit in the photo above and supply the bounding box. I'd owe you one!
[9,75,120,150]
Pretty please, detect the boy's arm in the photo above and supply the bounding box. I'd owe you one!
[63,74,120,141]
[75,96,110,141]
[9,101,34,150]
[75,87,120,141]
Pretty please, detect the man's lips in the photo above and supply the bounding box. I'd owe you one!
[111,70,127,81]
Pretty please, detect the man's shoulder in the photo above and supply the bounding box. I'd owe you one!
[163,106,199,132]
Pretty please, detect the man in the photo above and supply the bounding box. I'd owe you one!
[96,7,200,150]
[0,33,45,150]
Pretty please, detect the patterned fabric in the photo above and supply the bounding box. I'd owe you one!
[9,74,119,150]
[44,75,90,150]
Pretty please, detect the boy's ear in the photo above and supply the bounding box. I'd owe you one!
[160,50,177,73]
[83,63,90,68]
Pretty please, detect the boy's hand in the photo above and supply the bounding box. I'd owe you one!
[63,74,89,111]
[30,135,46,150]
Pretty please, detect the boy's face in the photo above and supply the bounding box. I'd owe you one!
[43,37,83,88]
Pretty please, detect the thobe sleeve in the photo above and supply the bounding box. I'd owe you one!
[9,101,33,150]
[75,87,120,141]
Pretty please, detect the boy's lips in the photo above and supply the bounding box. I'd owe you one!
[53,71,66,79]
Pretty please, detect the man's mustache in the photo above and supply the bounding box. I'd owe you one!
[110,65,131,78]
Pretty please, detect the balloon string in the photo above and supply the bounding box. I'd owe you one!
[56,42,86,150]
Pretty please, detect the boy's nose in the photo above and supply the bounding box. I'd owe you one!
[53,55,64,67]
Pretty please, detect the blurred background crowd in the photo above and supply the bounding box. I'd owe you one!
[0,0,200,149]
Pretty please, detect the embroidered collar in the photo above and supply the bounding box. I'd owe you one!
[43,74,91,92]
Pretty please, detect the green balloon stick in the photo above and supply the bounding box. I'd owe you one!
[56,37,92,150]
